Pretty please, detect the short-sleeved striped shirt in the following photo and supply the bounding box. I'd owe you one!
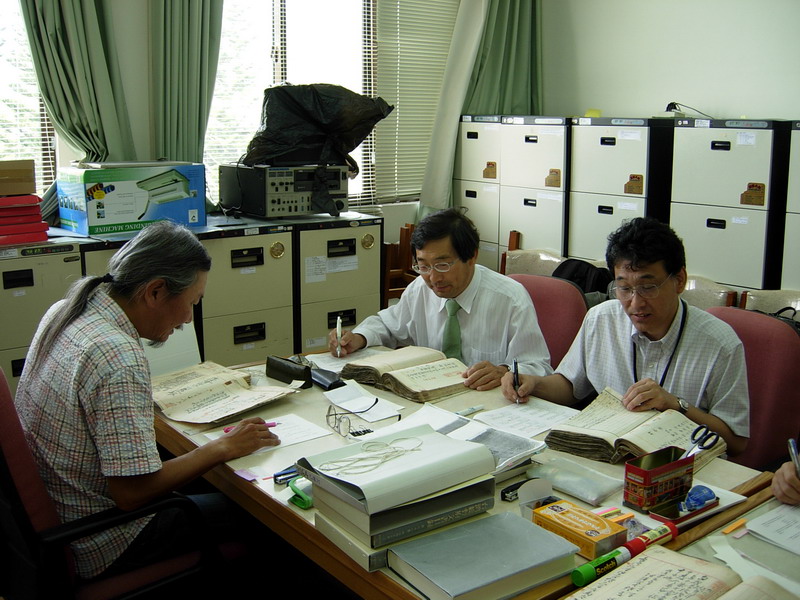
[556,299,750,437]
[15,289,162,578]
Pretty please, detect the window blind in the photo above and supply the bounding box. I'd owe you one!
[373,0,459,204]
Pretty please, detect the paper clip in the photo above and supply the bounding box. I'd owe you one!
[288,476,313,510]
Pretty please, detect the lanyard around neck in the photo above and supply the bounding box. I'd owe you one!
[631,299,688,387]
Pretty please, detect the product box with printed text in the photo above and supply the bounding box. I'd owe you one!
[57,163,206,235]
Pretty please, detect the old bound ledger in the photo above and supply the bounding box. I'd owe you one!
[544,388,726,470]
[340,346,468,402]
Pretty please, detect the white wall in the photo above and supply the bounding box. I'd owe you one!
[541,0,800,120]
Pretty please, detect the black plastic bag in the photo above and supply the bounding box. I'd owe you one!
[243,83,394,173]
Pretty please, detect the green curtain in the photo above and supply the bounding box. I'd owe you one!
[20,0,136,162]
[462,0,540,115]
[149,0,223,163]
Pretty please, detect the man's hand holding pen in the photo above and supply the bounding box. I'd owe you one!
[501,370,539,404]
[327,328,367,357]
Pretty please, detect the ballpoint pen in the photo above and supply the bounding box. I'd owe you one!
[336,315,342,358]
[224,421,279,433]
[789,438,800,478]
[513,359,520,404]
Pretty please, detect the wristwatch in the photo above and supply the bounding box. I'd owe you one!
[676,397,689,414]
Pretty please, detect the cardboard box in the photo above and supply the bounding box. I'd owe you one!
[532,499,627,559]
[0,160,36,196]
[56,163,206,235]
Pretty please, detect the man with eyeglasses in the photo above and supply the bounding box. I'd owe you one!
[329,208,552,390]
[502,217,749,455]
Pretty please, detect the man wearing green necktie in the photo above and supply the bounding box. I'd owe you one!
[329,208,552,390]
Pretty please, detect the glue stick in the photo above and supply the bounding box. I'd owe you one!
[622,521,678,555]
[571,545,634,587]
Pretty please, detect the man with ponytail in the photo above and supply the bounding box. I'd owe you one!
[14,220,281,580]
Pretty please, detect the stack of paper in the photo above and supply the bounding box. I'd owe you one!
[298,425,496,570]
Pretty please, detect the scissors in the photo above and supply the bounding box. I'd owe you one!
[680,425,720,459]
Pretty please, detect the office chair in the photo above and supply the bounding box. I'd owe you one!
[682,274,738,310]
[0,367,230,600]
[507,274,589,369]
[706,307,800,471]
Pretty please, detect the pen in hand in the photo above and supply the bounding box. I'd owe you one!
[789,438,800,478]
[224,421,279,434]
[513,359,520,404]
[336,315,342,358]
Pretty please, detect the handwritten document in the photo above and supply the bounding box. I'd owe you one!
[474,398,578,438]
[568,545,741,600]
[153,361,295,423]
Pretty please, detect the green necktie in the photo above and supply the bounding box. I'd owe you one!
[442,299,463,362]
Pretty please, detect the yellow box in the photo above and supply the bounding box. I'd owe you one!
[532,500,627,559]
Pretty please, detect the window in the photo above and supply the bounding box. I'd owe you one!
[204,0,458,207]
[0,2,56,197]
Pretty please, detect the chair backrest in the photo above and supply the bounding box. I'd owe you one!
[504,248,564,276]
[0,368,61,533]
[739,289,800,319]
[508,274,588,369]
[682,274,737,310]
[706,307,800,470]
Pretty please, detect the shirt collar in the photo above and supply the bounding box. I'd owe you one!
[90,288,142,343]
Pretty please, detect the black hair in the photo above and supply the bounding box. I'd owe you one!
[410,207,479,263]
[606,217,686,275]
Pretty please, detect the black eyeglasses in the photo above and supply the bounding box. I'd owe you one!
[326,399,379,437]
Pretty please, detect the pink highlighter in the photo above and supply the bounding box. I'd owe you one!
[223,421,278,433]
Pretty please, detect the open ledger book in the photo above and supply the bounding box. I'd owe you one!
[567,545,796,600]
[340,346,469,402]
[544,388,726,470]
[151,361,295,424]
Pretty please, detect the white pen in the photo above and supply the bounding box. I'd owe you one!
[336,315,342,358]
[456,405,484,417]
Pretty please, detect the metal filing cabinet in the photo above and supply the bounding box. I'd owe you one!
[290,213,382,354]
[453,115,502,270]
[201,223,294,365]
[670,119,789,289]
[498,116,568,256]
[783,121,800,289]
[568,118,673,261]
[0,240,83,394]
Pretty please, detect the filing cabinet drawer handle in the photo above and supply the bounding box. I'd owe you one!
[467,131,478,139]
[465,189,478,198]
[600,137,617,146]
[328,238,356,258]
[2,268,34,289]
[711,141,731,151]
[524,135,538,143]
[706,218,727,230]
[230,247,264,269]
[598,205,614,215]
[523,198,538,207]
[233,322,266,344]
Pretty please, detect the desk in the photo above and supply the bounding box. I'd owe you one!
[154,375,764,600]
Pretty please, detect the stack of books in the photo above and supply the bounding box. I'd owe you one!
[0,194,48,246]
[296,425,497,571]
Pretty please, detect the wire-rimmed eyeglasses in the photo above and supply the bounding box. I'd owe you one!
[326,398,379,437]
[411,260,458,275]
[609,274,673,301]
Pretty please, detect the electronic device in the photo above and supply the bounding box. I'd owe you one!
[219,163,349,218]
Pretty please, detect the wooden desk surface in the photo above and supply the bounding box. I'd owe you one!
[154,370,764,600]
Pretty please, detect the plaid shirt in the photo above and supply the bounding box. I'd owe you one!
[15,289,162,578]
[557,299,750,437]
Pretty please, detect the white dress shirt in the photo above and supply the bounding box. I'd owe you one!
[353,265,552,376]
